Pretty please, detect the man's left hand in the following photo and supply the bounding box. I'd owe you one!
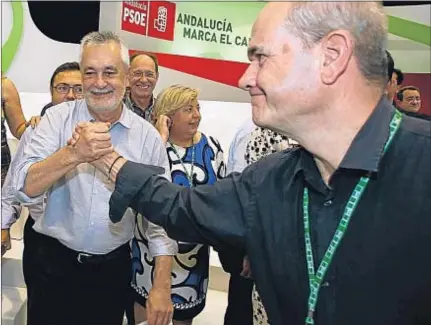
[146,287,173,325]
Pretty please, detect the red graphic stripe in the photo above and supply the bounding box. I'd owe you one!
[130,50,249,87]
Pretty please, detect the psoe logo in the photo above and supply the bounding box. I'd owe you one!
[154,6,168,32]
[121,1,176,41]
[147,1,176,41]
[121,1,149,36]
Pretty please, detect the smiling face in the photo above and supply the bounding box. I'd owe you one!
[128,54,158,100]
[238,3,322,132]
[51,70,83,105]
[169,97,201,140]
[81,41,127,113]
[398,89,421,113]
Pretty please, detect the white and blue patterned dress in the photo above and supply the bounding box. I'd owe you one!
[131,133,226,320]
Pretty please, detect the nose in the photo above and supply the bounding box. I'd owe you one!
[193,108,201,120]
[238,63,257,91]
[95,74,108,88]
[65,88,76,100]
[139,75,150,85]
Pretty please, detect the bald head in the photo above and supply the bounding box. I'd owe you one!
[256,1,388,85]
[239,1,389,132]
[128,53,159,100]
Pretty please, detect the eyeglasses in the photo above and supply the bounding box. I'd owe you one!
[54,84,83,95]
[405,97,421,103]
[130,70,157,80]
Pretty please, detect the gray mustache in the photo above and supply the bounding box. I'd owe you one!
[90,88,114,94]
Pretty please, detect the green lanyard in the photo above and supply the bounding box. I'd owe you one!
[303,110,403,324]
[169,141,196,188]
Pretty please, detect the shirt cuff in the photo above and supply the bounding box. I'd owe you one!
[109,161,166,223]
[14,160,46,206]
[1,206,20,229]
[148,238,178,257]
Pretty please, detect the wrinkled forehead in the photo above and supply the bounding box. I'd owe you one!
[248,3,292,58]
[131,55,156,71]
[404,90,420,98]
[54,70,82,85]
[81,42,124,68]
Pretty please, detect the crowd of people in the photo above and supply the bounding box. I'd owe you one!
[1,2,430,325]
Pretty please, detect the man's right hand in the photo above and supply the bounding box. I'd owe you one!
[70,122,114,163]
[1,229,11,256]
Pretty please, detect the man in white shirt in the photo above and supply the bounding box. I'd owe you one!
[13,32,177,325]
[1,61,83,254]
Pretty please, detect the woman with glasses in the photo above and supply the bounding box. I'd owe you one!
[130,85,226,325]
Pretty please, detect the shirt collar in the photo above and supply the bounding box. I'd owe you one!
[113,103,133,129]
[294,97,395,179]
[125,94,155,121]
[338,97,394,172]
[82,100,133,129]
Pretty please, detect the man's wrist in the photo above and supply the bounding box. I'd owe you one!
[152,256,173,291]
[65,145,83,165]
[108,156,127,183]
[90,152,127,182]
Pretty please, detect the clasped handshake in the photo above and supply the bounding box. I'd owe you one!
[67,121,114,163]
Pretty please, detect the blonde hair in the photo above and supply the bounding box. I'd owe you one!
[153,85,199,121]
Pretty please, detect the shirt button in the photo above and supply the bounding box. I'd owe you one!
[324,199,333,206]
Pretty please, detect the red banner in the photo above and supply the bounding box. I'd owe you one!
[121,1,149,36]
[147,1,176,41]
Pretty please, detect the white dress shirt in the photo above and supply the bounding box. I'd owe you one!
[226,118,256,174]
[13,99,178,256]
[1,127,44,229]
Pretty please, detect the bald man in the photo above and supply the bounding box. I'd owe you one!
[74,3,431,325]
[124,53,159,122]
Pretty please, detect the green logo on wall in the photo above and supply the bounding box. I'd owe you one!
[2,2,24,74]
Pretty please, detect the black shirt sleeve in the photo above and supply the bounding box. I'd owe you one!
[109,161,250,250]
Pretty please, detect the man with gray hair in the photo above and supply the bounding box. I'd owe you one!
[13,31,177,325]
[70,3,430,325]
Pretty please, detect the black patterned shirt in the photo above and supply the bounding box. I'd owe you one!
[123,94,155,123]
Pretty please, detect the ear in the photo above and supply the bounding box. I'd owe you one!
[320,30,353,85]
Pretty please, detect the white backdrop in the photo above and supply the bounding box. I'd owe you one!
[5,92,253,163]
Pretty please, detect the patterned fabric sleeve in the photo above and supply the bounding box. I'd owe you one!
[245,127,299,165]
[208,135,227,180]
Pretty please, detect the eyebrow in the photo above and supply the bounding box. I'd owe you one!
[84,65,118,71]
[104,65,118,71]
[54,83,82,86]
